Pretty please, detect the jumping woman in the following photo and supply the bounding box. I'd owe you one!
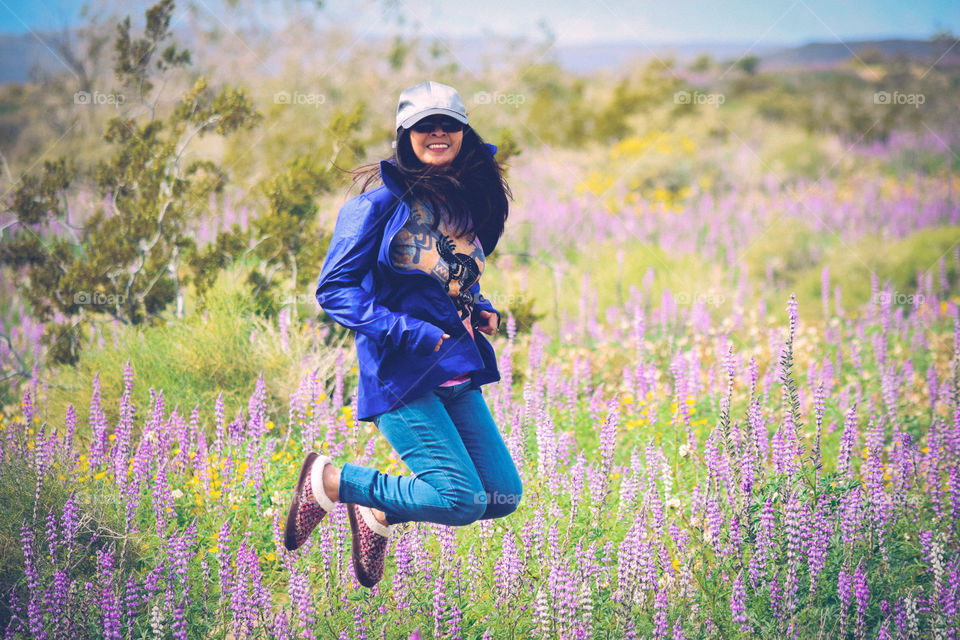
[283,81,523,589]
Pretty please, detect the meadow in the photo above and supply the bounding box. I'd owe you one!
[3,130,960,637]
[1,3,960,638]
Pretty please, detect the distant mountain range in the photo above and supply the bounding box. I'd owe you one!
[1,30,956,84]
[551,38,959,73]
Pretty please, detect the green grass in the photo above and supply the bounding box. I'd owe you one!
[33,265,343,441]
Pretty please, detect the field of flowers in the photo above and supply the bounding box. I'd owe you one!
[2,124,960,639]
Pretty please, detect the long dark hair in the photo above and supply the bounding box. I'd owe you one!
[348,125,512,253]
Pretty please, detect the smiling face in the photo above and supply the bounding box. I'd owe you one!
[408,117,464,167]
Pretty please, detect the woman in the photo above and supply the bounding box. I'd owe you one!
[283,81,524,589]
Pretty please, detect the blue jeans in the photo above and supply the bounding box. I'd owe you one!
[337,382,523,526]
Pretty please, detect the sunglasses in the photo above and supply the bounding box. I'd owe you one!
[411,118,464,133]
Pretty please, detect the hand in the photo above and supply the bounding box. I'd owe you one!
[434,333,451,351]
[475,310,499,335]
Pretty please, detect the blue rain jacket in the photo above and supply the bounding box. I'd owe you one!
[315,143,503,422]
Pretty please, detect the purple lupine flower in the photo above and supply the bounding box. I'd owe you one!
[227,410,245,449]
[143,556,165,603]
[837,404,858,479]
[943,563,960,619]
[123,574,141,635]
[838,568,852,638]
[31,422,49,486]
[196,421,210,491]
[231,536,268,637]
[838,486,865,546]
[448,559,464,640]
[617,510,653,603]
[61,492,79,565]
[807,501,831,596]
[152,459,175,537]
[47,569,70,636]
[287,566,316,640]
[890,427,914,511]
[19,521,45,640]
[21,385,35,430]
[171,409,190,473]
[520,507,545,568]
[493,530,523,606]
[88,374,110,468]
[599,394,620,476]
[728,514,744,559]
[124,428,154,532]
[747,398,768,468]
[217,520,234,606]
[214,392,226,455]
[705,495,724,551]
[272,610,292,640]
[64,404,77,459]
[653,587,669,640]
[616,452,641,518]
[121,359,134,396]
[548,560,577,637]
[167,523,195,640]
[813,379,825,471]
[864,416,891,559]
[532,581,552,639]
[731,572,749,632]
[782,489,804,617]
[246,372,267,445]
[786,292,798,335]
[432,569,446,640]
[391,532,414,610]
[403,522,431,597]
[768,577,782,620]
[44,506,58,564]
[877,620,893,640]
[148,388,166,434]
[112,389,135,482]
[97,549,122,640]
[748,496,776,589]
[853,559,870,640]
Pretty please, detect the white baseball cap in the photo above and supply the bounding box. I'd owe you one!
[395,81,469,130]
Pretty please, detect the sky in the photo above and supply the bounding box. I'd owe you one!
[1,0,958,45]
